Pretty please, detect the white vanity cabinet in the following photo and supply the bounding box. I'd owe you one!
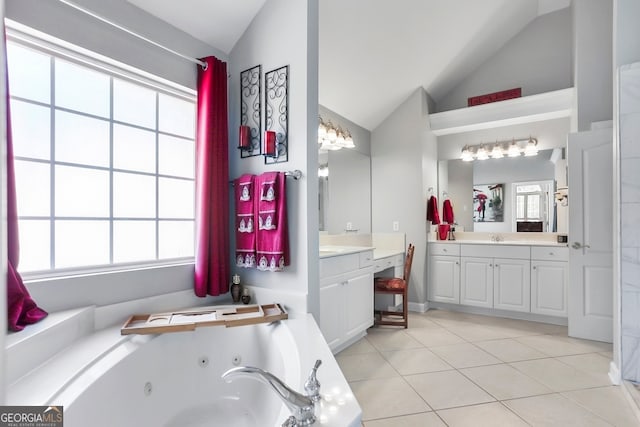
[319,250,374,353]
[460,245,531,313]
[531,246,569,316]
[428,243,460,304]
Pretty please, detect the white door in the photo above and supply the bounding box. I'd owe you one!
[493,258,531,313]
[429,255,460,303]
[568,127,613,342]
[461,257,493,308]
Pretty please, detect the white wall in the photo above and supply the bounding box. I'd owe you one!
[6,0,223,90]
[437,8,572,112]
[228,0,319,318]
[572,0,613,131]
[5,0,229,315]
[371,88,438,308]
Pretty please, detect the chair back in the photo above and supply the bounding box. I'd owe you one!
[403,244,415,281]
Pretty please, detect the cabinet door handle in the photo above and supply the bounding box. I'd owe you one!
[455,261,459,265]
[489,263,493,267]
[549,252,554,256]
[533,266,537,270]
[443,248,448,252]
[495,264,499,267]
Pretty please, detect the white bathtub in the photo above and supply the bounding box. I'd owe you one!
[46,314,360,427]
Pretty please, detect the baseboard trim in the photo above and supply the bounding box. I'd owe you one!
[609,361,621,385]
[408,302,427,313]
[427,301,568,326]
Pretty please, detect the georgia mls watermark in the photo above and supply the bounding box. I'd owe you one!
[0,406,63,427]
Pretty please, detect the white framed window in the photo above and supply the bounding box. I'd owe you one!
[513,181,553,232]
[7,35,197,277]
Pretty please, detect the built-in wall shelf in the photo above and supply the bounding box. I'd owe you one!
[429,88,574,136]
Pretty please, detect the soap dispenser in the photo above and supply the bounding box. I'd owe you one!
[448,226,456,241]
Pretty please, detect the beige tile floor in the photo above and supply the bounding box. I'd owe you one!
[336,310,640,426]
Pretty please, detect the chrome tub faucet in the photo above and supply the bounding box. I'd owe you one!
[222,359,322,426]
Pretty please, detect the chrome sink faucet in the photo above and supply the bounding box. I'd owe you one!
[222,360,322,426]
[490,234,504,242]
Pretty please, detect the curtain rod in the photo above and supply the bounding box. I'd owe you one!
[229,170,303,184]
[57,0,208,70]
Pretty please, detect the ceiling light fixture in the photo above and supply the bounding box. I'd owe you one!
[460,137,539,162]
[318,116,355,151]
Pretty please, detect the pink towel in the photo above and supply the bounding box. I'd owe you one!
[427,195,440,225]
[235,174,256,268]
[255,172,289,271]
[443,199,455,224]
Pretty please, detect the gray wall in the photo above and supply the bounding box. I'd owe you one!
[437,8,572,112]
[229,0,319,318]
[572,0,613,131]
[371,88,438,308]
[319,105,371,234]
[445,160,474,232]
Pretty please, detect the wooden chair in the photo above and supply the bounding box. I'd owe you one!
[373,244,415,328]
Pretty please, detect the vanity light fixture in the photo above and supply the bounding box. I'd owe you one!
[318,116,355,151]
[461,145,474,162]
[490,143,504,159]
[507,139,521,157]
[476,144,489,160]
[523,136,539,157]
[460,137,539,161]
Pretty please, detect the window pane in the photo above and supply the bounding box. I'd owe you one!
[113,220,156,263]
[55,110,109,167]
[159,221,194,259]
[159,135,194,178]
[55,220,109,268]
[18,219,50,272]
[113,124,156,173]
[55,165,109,217]
[159,178,194,218]
[55,59,109,117]
[11,100,51,160]
[113,79,156,129]
[7,43,50,103]
[113,172,156,218]
[516,195,525,218]
[527,195,540,219]
[15,160,50,217]
[159,93,195,137]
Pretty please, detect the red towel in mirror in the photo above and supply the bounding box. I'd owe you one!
[443,199,454,224]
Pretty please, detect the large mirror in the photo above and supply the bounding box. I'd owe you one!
[318,105,372,234]
[440,149,559,233]
[436,118,570,234]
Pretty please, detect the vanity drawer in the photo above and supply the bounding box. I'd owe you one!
[531,246,569,261]
[429,243,460,256]
[461,244,530,259]
[374,254,403,272]
[320,253,359,278]
[359,250,374,268]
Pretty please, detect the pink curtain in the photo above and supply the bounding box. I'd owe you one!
[5,44,47,330]
[194,56,230,296]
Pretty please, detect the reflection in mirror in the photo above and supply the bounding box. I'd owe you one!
[318,105,371,234]
[441,149,560,233]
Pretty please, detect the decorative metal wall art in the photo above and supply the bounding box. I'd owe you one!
[264,65,289,164]
[239,65,262,157]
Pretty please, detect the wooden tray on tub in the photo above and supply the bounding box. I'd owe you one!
[120,303,288,335]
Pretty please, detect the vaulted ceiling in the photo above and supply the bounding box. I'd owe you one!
[127,0,571,131]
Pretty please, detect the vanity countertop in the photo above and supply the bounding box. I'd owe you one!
[319,246,405,259]
[428,238,568,247]
[319,245,375,258]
